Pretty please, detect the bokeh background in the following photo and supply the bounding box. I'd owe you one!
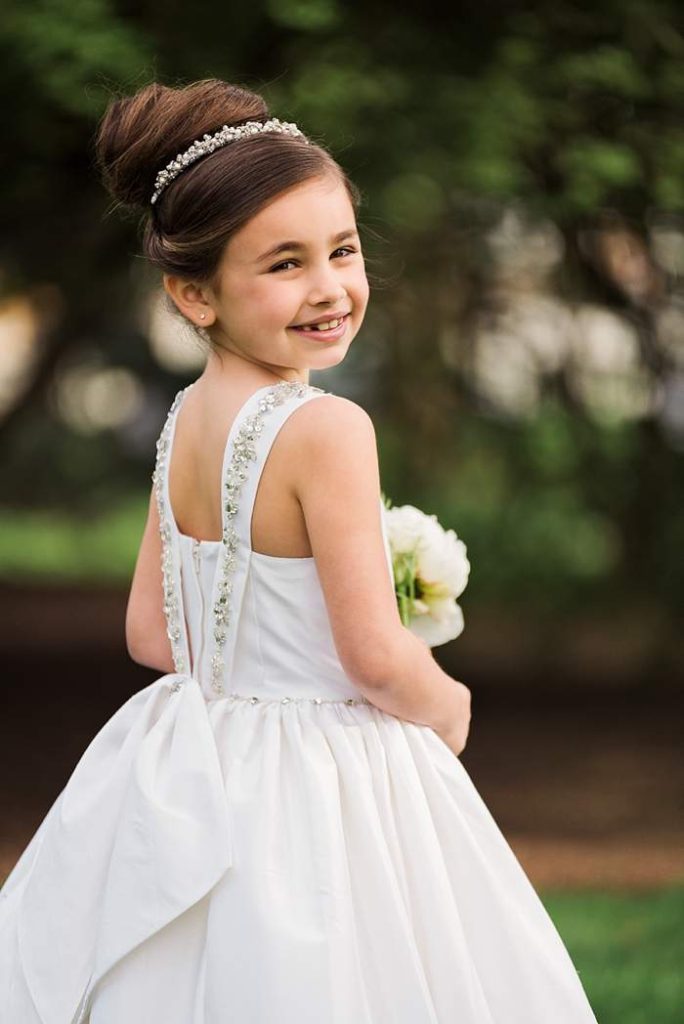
[1,1,682,1018]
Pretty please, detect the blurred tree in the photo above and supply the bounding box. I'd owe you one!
[0,0,682,614]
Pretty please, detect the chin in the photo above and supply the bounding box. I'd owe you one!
[307,345,350,371]
[314,345,348,363]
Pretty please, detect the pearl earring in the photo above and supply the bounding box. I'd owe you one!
[199,313,206,319]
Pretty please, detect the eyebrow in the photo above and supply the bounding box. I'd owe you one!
[256,228,359,263]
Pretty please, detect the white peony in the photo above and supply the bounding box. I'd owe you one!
[382,499,470,647]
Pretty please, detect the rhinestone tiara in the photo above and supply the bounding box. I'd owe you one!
[149,117,308,205]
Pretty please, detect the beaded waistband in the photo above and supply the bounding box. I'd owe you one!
[165,674,372,706]
[224,691,372,706]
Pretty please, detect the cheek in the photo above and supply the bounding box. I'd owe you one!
[352,268,370,305]
[237,280,289,322]
[265,290,296,324]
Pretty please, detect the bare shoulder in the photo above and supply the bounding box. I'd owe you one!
[284,391,375,434]
[279,392,378,470]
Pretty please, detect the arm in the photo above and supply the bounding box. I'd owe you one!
[125,484,175,674]
[292,395,470,736]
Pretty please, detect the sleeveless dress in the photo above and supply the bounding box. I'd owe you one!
[0,379,599,1023]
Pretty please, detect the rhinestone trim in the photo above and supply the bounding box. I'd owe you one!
[209,380,325,695]
[226,693,371,706]
[152,387,188,675]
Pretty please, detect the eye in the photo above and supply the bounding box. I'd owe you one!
[269,246,358,273]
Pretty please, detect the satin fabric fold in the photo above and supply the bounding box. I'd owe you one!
[0,674,233,1024]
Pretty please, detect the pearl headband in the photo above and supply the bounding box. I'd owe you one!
[149,117,308,205]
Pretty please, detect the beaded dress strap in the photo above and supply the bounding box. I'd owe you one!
[206,380,328,697]
[151,387,193,676]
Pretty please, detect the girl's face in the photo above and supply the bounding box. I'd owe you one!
[202,174,369,376]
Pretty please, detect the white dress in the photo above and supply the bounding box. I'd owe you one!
[0,379,599,1023]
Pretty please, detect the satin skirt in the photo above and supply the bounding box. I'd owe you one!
[0,673,598,1023]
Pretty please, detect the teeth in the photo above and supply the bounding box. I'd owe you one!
[299,316,344,331]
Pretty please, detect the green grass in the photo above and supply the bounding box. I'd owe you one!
[539,884,684,1023]
[0,495,148,583]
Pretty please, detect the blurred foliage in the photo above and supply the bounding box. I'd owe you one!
[378,397,683,613]
[2,0,683,264]
[0,0,682,621]
[0,493,147,583]
[541,883,684,1024]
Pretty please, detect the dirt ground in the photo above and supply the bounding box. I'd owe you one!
[2,647,681,891]
[461,689,683,890]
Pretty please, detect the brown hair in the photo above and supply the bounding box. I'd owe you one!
[94,78,363,346]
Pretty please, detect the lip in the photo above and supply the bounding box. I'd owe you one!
[290,311,350,327]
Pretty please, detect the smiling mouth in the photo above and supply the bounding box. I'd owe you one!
[289,313,350,332]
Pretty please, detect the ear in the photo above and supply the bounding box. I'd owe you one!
[163,274,216,327]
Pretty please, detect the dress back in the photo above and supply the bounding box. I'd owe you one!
[154,380,394,702]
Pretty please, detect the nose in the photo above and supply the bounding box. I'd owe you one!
[305,260,348,305]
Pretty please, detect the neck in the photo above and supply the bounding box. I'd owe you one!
[203,346,309,389]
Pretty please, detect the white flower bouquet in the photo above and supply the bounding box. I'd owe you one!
[381,493,470,647]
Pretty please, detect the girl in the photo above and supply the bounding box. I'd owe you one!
[0,78,599,1023]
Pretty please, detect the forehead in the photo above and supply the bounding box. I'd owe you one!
[226,176,356,261]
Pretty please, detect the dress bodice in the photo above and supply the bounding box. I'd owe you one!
[153,380,395,704]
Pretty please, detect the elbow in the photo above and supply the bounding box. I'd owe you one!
[125,610,146,665]
[125,620,172,674]
[125,630,149,668]
[126,637,173,674]
[340,626,407,691]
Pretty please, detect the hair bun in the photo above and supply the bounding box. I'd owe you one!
[94,78,269,209]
